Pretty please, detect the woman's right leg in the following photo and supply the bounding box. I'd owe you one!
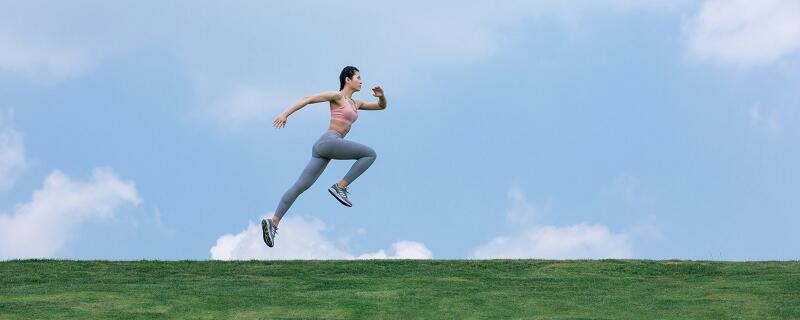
[273,155,330,224]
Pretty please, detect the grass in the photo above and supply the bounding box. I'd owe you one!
[1,259,799,319]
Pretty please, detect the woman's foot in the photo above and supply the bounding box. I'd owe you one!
[261,218,278,247]
[328,183,353,207]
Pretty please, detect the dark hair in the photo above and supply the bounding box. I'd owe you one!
[339,66,359,91]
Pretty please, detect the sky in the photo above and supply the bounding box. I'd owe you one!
[1,0,799,260]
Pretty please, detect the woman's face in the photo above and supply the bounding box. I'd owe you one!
[348,72,362,92]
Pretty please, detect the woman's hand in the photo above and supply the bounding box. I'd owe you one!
[372,86,384,97]
[273,113,288,129]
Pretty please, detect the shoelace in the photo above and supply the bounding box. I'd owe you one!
[335,185,350,198]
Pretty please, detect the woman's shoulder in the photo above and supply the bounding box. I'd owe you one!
[328,92,346,108]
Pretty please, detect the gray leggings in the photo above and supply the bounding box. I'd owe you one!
[274,130,377,218]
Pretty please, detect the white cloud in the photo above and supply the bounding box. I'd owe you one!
[607,174,656,206]
[470,183,633,259]
[685,0,800,67]
[129,207,175,238]
[750,104,762,125]
[506,181,550,225]
[0,31,90,82]
[210,214,432,260]
[750,103,783,137]
[357,241,433,259]
[768,114,783,136]
[1,1,690,129]
[0,167,141,259]
[608,0,688,11]
[629,215,662,240]
[202,84,302,132]
[210,214,353,260]
[0,111,26,191]
[471,223,632,259]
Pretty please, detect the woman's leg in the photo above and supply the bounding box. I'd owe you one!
[315,138,377,187]
[273,155,330,224]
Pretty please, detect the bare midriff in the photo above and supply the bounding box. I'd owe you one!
[328,119,351,137]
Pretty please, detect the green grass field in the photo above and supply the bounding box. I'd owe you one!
[1,259,799,319]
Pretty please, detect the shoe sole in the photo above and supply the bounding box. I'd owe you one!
[261,219,274,247]
[328,187,353,207]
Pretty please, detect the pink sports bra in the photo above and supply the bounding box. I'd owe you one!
[330,96,358,125]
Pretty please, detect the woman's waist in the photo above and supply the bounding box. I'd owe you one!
[323,122,348,139]
[328,119,351,131]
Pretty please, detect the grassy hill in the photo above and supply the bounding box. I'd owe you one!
[1,259,799,319]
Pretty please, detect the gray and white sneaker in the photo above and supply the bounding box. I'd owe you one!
[261,218,277,247]
[328,183,353,207]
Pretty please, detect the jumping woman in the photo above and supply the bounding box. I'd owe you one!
[261,66,387,247]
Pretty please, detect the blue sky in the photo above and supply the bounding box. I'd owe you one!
[1,1,799,260]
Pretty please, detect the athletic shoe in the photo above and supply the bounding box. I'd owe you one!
[328,183,353,207]
[261,218,277,247]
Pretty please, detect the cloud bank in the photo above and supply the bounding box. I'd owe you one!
[0,168,141,259]
[685,0,800,67]
[210,214,432,260]
[471,223,632,259]
[0,111,26,191]
[1,1,694,130]
[470,183,633,259]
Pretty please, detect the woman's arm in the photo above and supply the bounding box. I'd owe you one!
[356,86,387,110]
[273,91,342,128]
[282,91,342,116]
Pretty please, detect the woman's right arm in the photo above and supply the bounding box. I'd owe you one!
[273,91,342,129]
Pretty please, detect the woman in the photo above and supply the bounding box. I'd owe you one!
[262,66,387,247]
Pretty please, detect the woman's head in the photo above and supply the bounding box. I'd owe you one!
[339,66,361,92]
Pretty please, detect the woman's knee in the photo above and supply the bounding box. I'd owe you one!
[366,147,377,159]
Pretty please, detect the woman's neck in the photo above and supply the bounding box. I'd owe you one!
[341,88,354,99]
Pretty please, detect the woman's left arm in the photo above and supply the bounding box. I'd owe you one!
[357,86,387,110]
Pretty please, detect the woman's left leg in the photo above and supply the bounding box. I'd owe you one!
[273,155,331,222]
